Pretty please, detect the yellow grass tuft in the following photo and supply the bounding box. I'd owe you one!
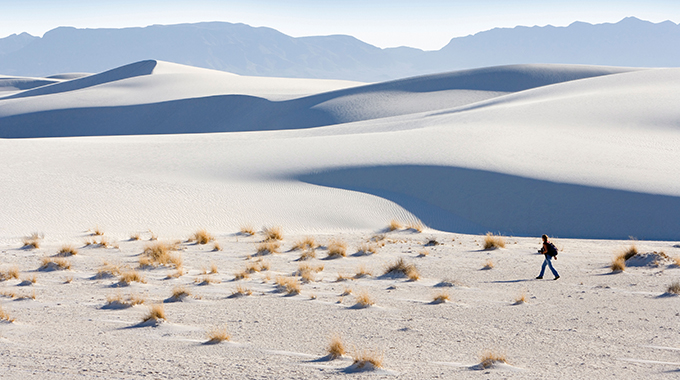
[388,219,402,231]
[354,265,373,278]
[0,266,20,281]
[432,291,450,304]
[190,229,214,245]
[291,236,317,251]
[327,239,347,258]
[234,270,250,280]
[119,270,146,285]
[206,326,231,344]
[479,350,508,368]
[239,225,255,236]
[483,233,505,250]
[666,281,680,294]
[92,226,104,236]
[263,226,283,241]
[298,249,316,261]
[171,286,191,300]
[39,257,71,271]
[327,334,346,359]
[209,262,219,274]
[212,242,222,252]
[611,257,625,272]
[275,276,301,295]
[142,304,166,323]
[129,233,140,241]
[57,245,78,256]
[295,263,316,283]
[336,273,351,282]
[351,349,384,370]
[0,305,16,322]
[256,241,280,255]
[96,261,122,278]
[64,276,73,284]
[142,242,181,267]
[356,243,378,255]
[406,221,425,232]
[232,285,253,297]
[106,292,146,308]
[196,275,220,285]
[355,290,375,307]
[482,259,494,270]
[513,292,528,305]
[22,274,37,284]
[383,258,420,280]
[22,233,42,249]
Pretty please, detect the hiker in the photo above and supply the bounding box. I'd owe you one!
[536,234,559,280]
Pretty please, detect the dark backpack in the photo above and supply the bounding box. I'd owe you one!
[546,242,558,257]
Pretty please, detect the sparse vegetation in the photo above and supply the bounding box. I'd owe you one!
[482,259,494,270]
[327,334,346,359]
[0,305,16,322]
[479,350,508,368]
[275,276,301,295]
[256,241,280,255]
[234,270,250,280]
[351,349,384,370]
[424,238,440,246]
[513,292,527,305]
[170,286,191,301]
[611,257,626,272]
[92,226,104,236]
[388,220,402,231]
[406,221,424,232]
[291,236,317,251]
[119,270,146,285]
[327,239,347,258]
[0,266,20,281]
[212,242,222,251]
[356,243,378,255]
[418,249,429,257]
[190,229,214,245]
[196,275,220,285]
[22,233,42,249]
[231,285,253,297]
[39,257,71,271]
[354,265,373,278]
[263,226,283,241]
[383,258,420,280]
[667,281,680,295]
[355,290,375,308]
[141,242,182,267]
[56,245,78,256]
[336,273,351,282]
[96,261,122,278]
[432,291,450,304]
[206,326,231,344]
[239,225,255,236]
[483,233,505,250]
[129,233,140,241]
[298,249,316,261]
[106,292,145,308]
[142,304,166,323]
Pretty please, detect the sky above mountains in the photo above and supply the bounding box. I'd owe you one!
[2,0,679,50]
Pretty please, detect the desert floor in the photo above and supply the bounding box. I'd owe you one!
[1,227,678,379]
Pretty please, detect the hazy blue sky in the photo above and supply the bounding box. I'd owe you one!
[2,0,679,50]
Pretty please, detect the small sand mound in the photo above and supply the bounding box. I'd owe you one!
[625,251,673,267]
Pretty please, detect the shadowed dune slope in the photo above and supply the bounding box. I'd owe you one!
[0,62,634,138]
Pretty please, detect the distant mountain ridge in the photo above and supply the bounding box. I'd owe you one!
[1,17,678,81]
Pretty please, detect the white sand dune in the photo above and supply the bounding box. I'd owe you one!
[0,61,678,242]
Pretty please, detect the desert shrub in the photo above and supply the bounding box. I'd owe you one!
[355,290,375,308]
[263,226,283,241]
[483,233,505,250]
[22,233,42,249]
[327,239,347,258]
[667,281,680,294]
[96,261,122,278]
[206,326,231,344]
[298,249,316,261]
[57,245,78,256]
[479,350,508,368]
[275,276,301,295]
[39,257,71,271]
[256,241,280,255]
[171,286,191,301]
[106,292,145,308]
[0,266,20,281]
[142,242,181,267]
[129,233,140,241]
[610,257,625,272]
[190,229,214,245]
[234,270,250,281]
[327,334,346,359]
[351,349,384,370]
[383,258,420,280]
[291,236,317,251]
[388,220,402,231]
[432,291,450,304]
[354,265,373,278]
[142,304,166,323]
[119,270,146,285]
[231,285,253,297]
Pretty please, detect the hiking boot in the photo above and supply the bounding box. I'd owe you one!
[535,276,543,279]
[554,276,560,280]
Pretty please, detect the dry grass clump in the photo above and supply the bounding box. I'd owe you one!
[327,334,346,359]
[39,257,71,271]
[239,225,255,236]
[667,281,680,295]
[483,233,506,250]
[196,275,220,285]
[355,290,375,308]
[22,233,42,249]
[610,257,626,272]
[15,290,36,301]
[212,242,222,251]
[418,249,430,257]
[388,219,403,231]
[432,291,451,304]
[263,226,283,241]
[92,226,104,236]
[141,242,182,267]
[189,229,214,245]
[351,349,384,370]
[106,292,145,308]
[119,270,146,285]
[424,238,440,246]
[21,275,37,285]
[245,260,270,274]
[479,350,508,368]
[327,239,347,258]
[231,285,253,297]
[295,263,323,283]
[234,270,250,280]
[406,221,424,232]
[56,245,78,256]
[129,233,140,241]
[673,256,680,267]
[298,249,316,261]
[482,259,495,270]
[354,265,373,278]
[336,273,351,282]
[383,258,420,281]
[84,237,112,248]
[0,305,16,323]
[142,304,166,323]
[291,236,317,251]
[206,326,231,344]
[356,243,378,255]
[256,241,281,255]
[171,286,191,301]
[275,276,301,295]
[513,292,528,305]
[0,266,20,281]
[96,261,123,278]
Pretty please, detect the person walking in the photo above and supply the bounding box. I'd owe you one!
[536,234,559,280]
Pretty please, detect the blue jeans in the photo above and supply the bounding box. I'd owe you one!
[539,255,559,278]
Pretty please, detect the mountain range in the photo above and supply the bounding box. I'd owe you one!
[1,17,679,82]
